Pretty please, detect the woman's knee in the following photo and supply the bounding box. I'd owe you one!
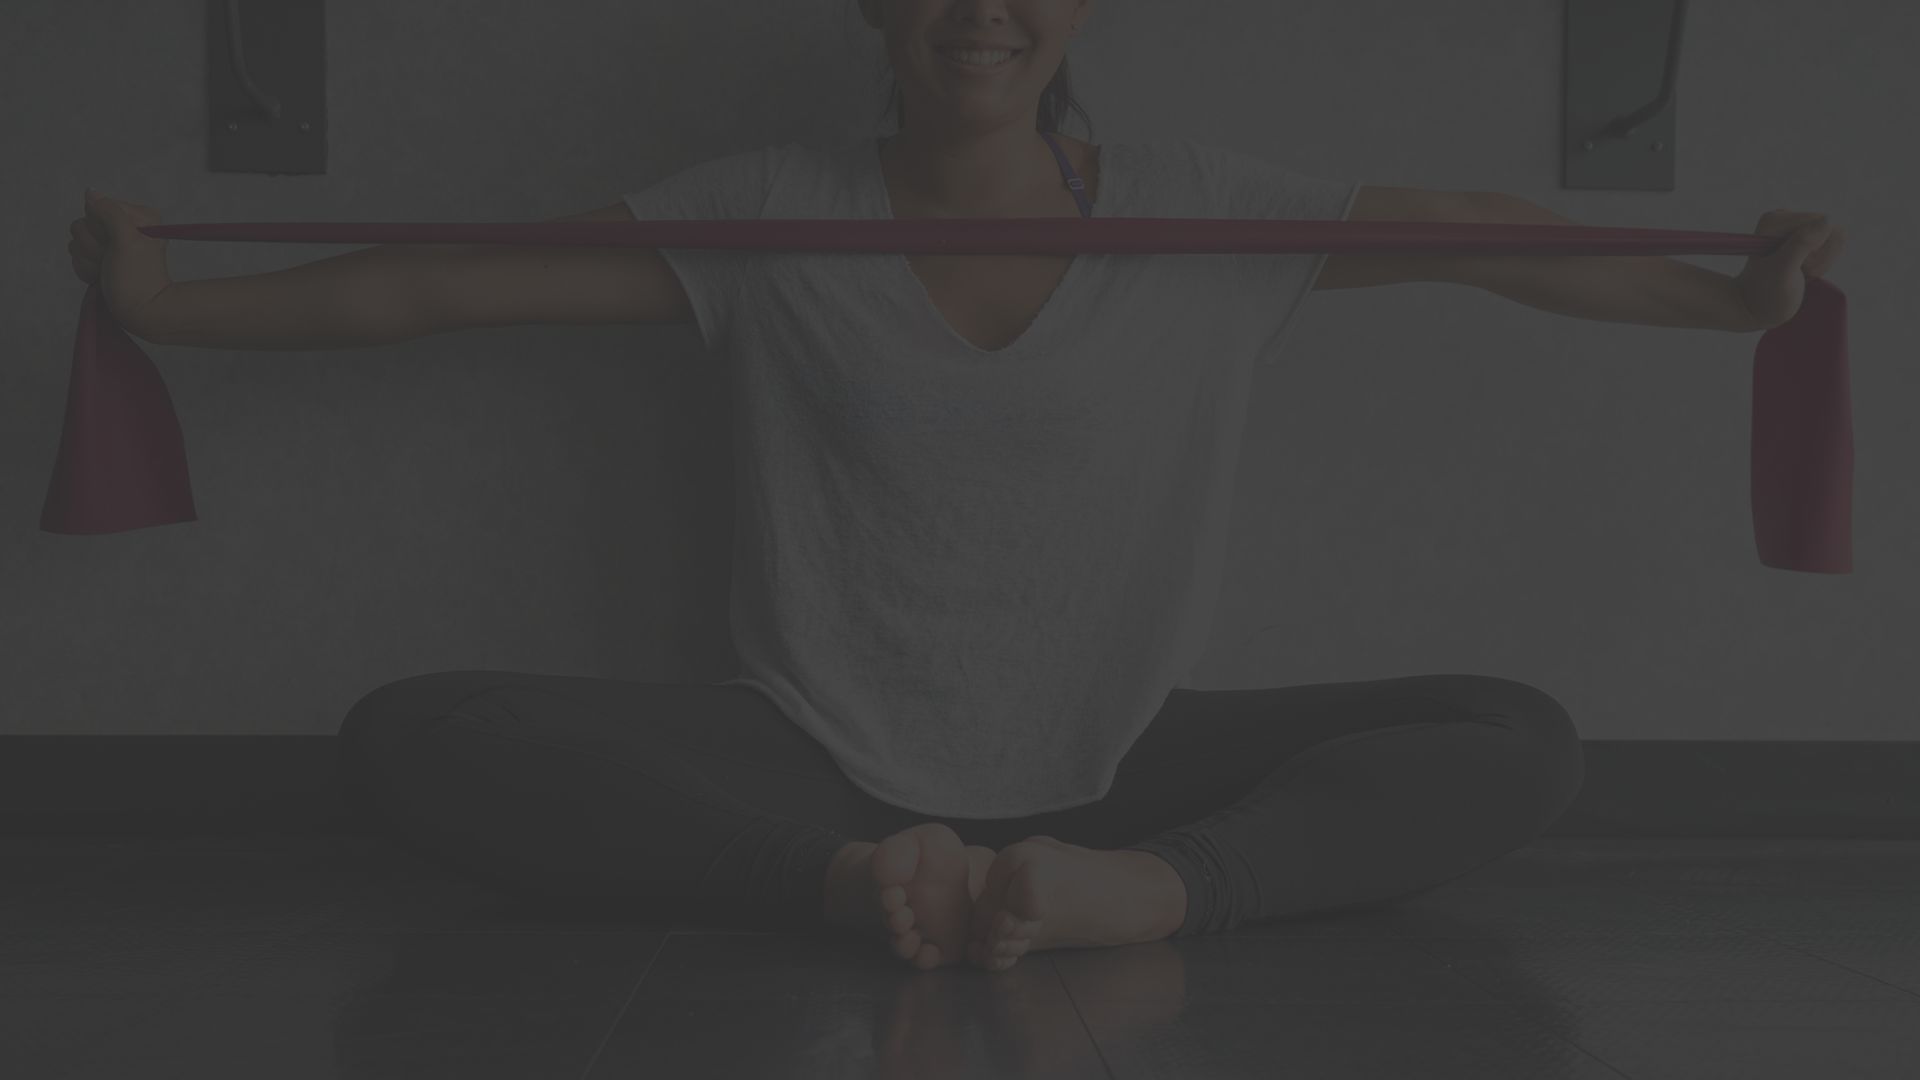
[342,671,505,733]
[1406,673,1575,735]
[1405,673,1585,814]
[1483,676,1585,822]
[336,671,512,781]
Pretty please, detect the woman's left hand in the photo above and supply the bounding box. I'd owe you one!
[1734,210,1846,330]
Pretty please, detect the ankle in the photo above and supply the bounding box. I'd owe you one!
[1123,850,1188,940]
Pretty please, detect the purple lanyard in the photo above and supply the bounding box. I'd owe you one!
[1040,131,1093,218]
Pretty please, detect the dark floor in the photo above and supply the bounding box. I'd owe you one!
[7,833,1920,1079]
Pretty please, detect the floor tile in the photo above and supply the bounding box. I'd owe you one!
[1054,936,1498,1004]
[1515,998,1920,1080]
[591,981,1110,1079]
[1080,999,1628,1080]
[1761,931,1920,996]
[1413,932,1912,1005]
[1463,838,1920,891]
[1656,884,1920,937]
[7,990,629,1080]
[1236,882,1747,940]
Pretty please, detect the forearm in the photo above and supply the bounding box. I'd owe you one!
[152,244,447,350]
[1459,193,1763,334]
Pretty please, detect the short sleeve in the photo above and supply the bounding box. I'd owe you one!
[1188,139,1360,238]
[1182,141,1363,362]
[622,144,784,354]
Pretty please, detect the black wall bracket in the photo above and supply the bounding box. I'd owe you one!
[207,0,327,176]
[1563,0,1690,191]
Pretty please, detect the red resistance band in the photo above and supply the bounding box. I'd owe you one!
[42,219,1852,574]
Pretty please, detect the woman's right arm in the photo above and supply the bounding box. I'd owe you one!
[153,200,695,350]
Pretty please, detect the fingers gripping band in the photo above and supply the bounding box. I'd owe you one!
[42,218,1851,574]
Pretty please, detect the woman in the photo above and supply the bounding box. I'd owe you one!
[337,0,1585,973]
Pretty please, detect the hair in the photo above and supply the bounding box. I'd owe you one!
[882,55,1094,139]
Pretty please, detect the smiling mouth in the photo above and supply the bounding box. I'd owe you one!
[938,47,1025,69]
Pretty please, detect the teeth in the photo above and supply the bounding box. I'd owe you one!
[944,48,1016,66]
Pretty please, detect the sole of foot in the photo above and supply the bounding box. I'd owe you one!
[965,836,1185,971]
[861,822,995,971]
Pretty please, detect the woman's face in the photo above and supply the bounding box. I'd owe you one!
[863,0,1090,131]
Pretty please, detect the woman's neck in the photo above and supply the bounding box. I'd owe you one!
[881,126,1069,216]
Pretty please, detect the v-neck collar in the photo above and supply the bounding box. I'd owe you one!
[866,136,1114,358]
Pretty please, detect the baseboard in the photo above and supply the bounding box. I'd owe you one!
[1,736,1917,837]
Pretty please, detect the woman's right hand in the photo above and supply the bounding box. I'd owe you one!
[69,189,174,338]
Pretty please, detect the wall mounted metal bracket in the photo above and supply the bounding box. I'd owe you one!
[1564,0,1690,191]
[207,0,327,176]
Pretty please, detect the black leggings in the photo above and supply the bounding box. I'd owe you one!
[336,670,1584,937]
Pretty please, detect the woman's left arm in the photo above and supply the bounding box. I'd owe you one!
[1456,192,1846,334]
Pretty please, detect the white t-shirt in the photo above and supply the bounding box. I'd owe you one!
[624,137,1360,819]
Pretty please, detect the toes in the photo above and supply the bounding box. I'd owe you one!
[998,911,1042,939]
[886,906,915,934]
[969,849,1023,943]
[976,942,1021,972]
[890,928,921,961]
[972,844,1049,943]
[988,920,1037,959]
[878,884,907,913]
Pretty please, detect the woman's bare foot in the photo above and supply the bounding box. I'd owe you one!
[965,836,1187,972]
[822,823,996,970]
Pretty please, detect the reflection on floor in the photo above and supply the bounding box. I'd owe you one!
[6,834,1920,1079]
